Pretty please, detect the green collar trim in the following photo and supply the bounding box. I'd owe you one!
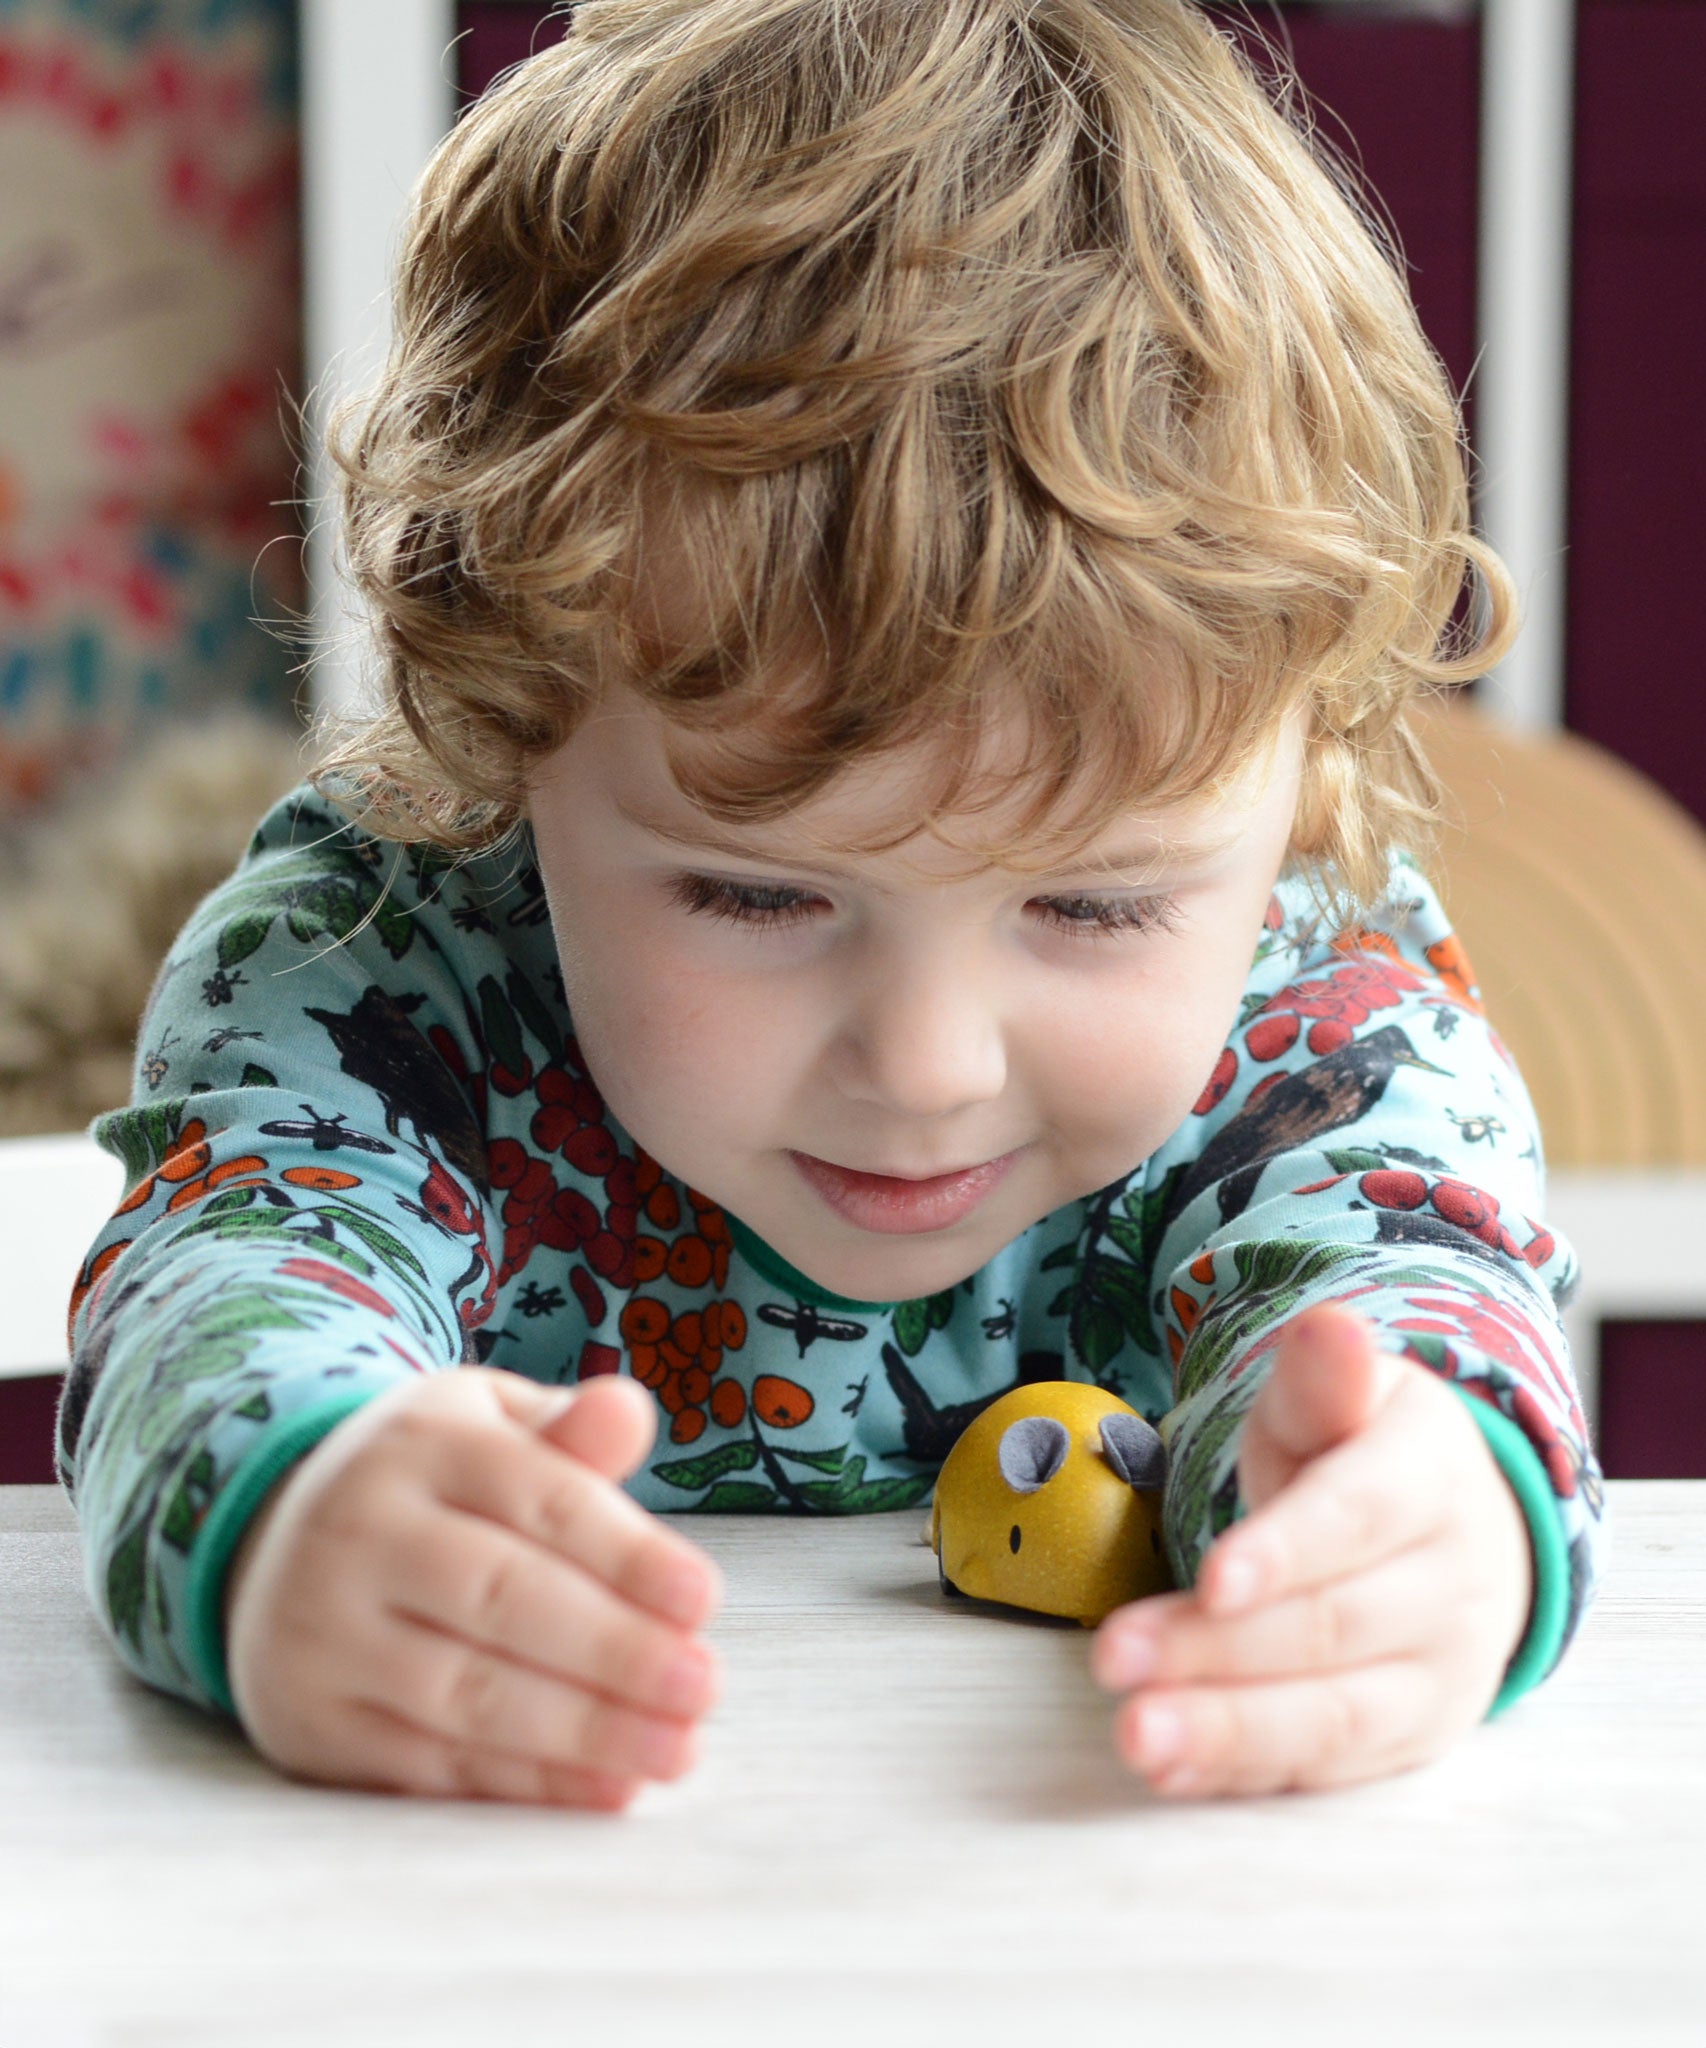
[724,1212,896,1312]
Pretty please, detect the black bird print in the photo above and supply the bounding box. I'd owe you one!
[305,986,489,1187]
[1164,1025,1450,1238]
[881,1343,1064,1465]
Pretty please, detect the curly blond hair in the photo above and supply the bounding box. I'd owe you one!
[317,0,1515,909]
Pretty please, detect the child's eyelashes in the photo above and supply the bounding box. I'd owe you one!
[666,872,1180,939]
[1039,892,1182,938]
[668,872,824,930]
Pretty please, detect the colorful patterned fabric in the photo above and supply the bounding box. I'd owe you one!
[0,0,299,810]
[58,786,1605,1719]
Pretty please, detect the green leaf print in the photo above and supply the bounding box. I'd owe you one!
[789,1454,936,1514]
[1072,1296,1125,1374]
[239,1064,279,1089]
[371,894,417,962]
[323,1206,430,1284]
[160,1448,218,1553]
[206,851,414,972]
[478,975,527,1079]
[1322,1146,1389,1175]
[505,967,565,1063]
[653,1439,761,1492]
[106,1520,148,1650]
[892,1289,955,1357]
[1166,1388,1257,1564]
[96,1100,188,1185]
[772,1442,849,1475]
[1102,1214,1147,1265]
[219,911,276,970]
[233,1391,273,1424]
[697,1480,785,1512]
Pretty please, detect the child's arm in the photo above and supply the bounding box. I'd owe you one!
[1088,864,1602,1796]
[58,786,721,1801]
[1091,1301,1533,1795]
[222,1366,720,1806]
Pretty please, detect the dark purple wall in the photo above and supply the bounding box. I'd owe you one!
[457,2,572,104]
[1566,1,1706,822]
[450,2,1705,1480]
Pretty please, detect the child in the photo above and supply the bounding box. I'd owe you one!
[59,0,1602,1808]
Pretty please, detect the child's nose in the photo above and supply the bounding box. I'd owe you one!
[832,956,1008,1120]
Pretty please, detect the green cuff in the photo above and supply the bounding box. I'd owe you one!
[1447,1387,1571,1719]
[725,1212,895,1312]
[184,1392,381,1716]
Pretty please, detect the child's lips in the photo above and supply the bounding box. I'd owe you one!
[788,1148,1023,1235]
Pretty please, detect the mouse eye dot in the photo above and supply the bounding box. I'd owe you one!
[1009,1523,1022,1554]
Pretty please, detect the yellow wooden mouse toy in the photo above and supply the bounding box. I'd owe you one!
[930,1382,1171,1624]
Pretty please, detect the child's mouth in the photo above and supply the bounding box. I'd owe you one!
[788,1149,1022,1234]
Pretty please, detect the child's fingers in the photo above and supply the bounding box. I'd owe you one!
[374,1497,723,1724]
[427,1408,724,1631]
[356,1608,706,1784]
[1092,1540,1449,1693]
[324,1697,649,1810]
[1110,1660,1444,1798]
[486,1368,659,1484]
[1237,1305,1394,1509]
[1202,1364,1447,1616]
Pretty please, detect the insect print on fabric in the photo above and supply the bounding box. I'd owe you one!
[257,1106,398,1156]
[1447,1109,1507,1146]
[58,786,1605,1723]
[756,1300,871,1356]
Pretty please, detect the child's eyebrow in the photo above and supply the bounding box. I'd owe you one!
[615,797,1243,884]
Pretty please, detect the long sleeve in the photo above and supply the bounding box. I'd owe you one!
[1137,859,1601,1711]
[58,790,509,1714]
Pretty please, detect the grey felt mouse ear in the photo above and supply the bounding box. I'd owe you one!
[997,1415,1071,1493]
[1099,1413,1165,1490]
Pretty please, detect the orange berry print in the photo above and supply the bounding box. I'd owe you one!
[1170,1286,1201,1336]
[753,1374,814,1428]
[116,1172,159,1216]
[645,1183,680,1230]
[667,1236,713,1289]
[281,1166,362,1191]
[67,1238,128,1344]
[629,1343,665,1389]
[1331,926,1403,965]
[207,1155,267,1186]
[710,1378,747,1428]
[634,1236,667,1282]
[671,1407,707,1445]
[1426,934,1485,1013]
[619,1297,670,1346]
[671,1310,703,1354]
[156,1120,211,1182]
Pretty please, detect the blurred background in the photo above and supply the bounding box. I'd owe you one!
[3,0,1703,1479]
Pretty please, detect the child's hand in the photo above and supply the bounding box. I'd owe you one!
[223,1369,723,1810]
[1089,1303,1533,1797]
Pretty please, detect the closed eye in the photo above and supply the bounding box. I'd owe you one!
[668,873,826,929]
[668,872,1180,939]
[1033,893,1181,939]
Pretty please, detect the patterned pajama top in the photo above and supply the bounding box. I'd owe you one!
[58,787,1604,1720]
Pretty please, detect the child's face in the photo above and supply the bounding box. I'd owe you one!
[528,693,1302,1304]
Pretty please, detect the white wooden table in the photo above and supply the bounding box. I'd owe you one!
[1,1481,1700,2048]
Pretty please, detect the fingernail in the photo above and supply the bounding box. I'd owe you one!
[657,1644,716,1716]
[1213,1553,1261,1612]
[1097,1626,1157,1690]
[657,1560,711,1628]
[1135,1700,1185,1774]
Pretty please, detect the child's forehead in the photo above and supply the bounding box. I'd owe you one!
[591,683,1300,883]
